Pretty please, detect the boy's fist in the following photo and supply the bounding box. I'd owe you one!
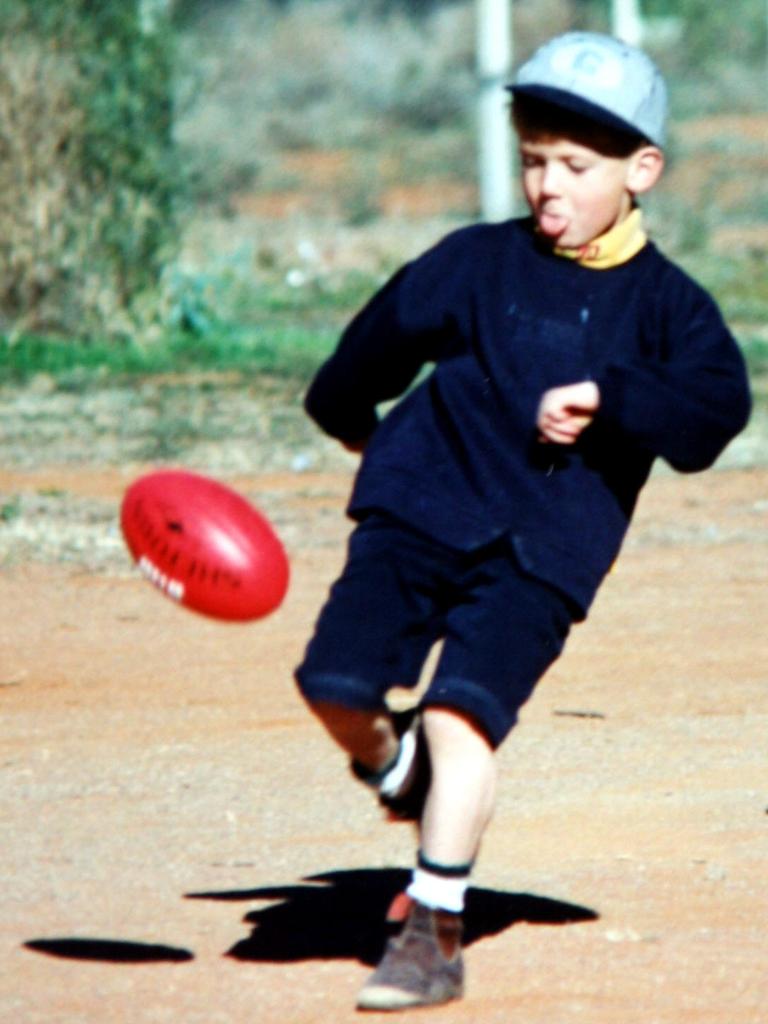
[536,381,600,445]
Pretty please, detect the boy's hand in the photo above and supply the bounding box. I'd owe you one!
[536,381,600,445]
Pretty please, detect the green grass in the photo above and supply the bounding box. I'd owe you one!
[0,266,384,386]
[679,251,768,380]
[1,257,765,390]
[0,323,338,385]
[0,269,380,385]
[740,335,768,379]
[682,251,768,325]
[0,496,21,522]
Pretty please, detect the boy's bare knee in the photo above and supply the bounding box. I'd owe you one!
[423,705,493,755]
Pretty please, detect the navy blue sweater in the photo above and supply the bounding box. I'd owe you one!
[305,218,751,617]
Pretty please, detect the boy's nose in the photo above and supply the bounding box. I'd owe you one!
[539,162,562,196]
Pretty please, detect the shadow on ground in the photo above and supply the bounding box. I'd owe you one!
[22,868,597,968]
[187,867,599,966]
[23,938,194,964]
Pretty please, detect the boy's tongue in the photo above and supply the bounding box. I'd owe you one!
[538,210,569,238]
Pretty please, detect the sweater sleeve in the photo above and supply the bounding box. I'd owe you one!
[304,230,474,443]
[594,270,752,473]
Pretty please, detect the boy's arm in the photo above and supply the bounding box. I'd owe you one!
[304,269,420,445]
[589,289,751,472]
[304,238,468,445]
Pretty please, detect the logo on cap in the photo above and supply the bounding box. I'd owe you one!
[551,42,625,90]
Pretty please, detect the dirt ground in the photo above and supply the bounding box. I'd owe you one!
[1,380,766,1024]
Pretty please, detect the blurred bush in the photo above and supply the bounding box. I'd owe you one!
[644,0,766,64]
[0,0,179,340]
[174,0,480,210]
[0,0,764,346]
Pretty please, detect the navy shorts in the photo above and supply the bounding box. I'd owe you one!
[295,514,575,748]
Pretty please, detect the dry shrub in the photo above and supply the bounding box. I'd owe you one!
[0,8,178,342]
[0,39,87,336]
[176,1,477,187]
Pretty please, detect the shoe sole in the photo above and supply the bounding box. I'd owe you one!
[356,982,463,1011]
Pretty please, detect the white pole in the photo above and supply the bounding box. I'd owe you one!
[611,0,644,46]
[477,0,514,222]
[139,0,172,33]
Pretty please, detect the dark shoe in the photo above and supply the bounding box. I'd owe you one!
[356,902,464,1011]
[378,708,431,822]
[350,707,431,823]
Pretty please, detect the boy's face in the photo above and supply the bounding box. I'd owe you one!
[518,132,662,249]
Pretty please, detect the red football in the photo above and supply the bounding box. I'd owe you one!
[120,469,289,621]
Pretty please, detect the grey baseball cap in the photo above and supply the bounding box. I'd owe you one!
[508,32,668,147]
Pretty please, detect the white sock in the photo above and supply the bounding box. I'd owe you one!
[406,867,469,914]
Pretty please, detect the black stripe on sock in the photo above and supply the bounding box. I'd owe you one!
[417,850,473,878]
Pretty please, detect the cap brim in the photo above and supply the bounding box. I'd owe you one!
[508,84,652,145]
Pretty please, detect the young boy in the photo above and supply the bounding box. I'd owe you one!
[294,31,751,1011]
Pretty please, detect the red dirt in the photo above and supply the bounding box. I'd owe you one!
[1,463,766,1023]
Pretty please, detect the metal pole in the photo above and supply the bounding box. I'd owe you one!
[611,0,644,46]
[477,0,514,221]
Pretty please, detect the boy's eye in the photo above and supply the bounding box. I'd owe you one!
[567,162,589,174]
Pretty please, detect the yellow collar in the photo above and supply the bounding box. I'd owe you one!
[553,208,647,269]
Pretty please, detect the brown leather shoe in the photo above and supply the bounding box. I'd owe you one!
[356,902,463,1011]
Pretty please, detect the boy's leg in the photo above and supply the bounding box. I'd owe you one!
[356,707,494,1012]
[295,516,445,807]
[358,558,575,1011]
[419,706,496,865]
[309,702,400,774]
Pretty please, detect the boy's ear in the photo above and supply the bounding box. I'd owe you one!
[626,146,665,196]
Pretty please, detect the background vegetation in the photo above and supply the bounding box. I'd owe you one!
[0,0,766,385]
[0,0,178,342]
